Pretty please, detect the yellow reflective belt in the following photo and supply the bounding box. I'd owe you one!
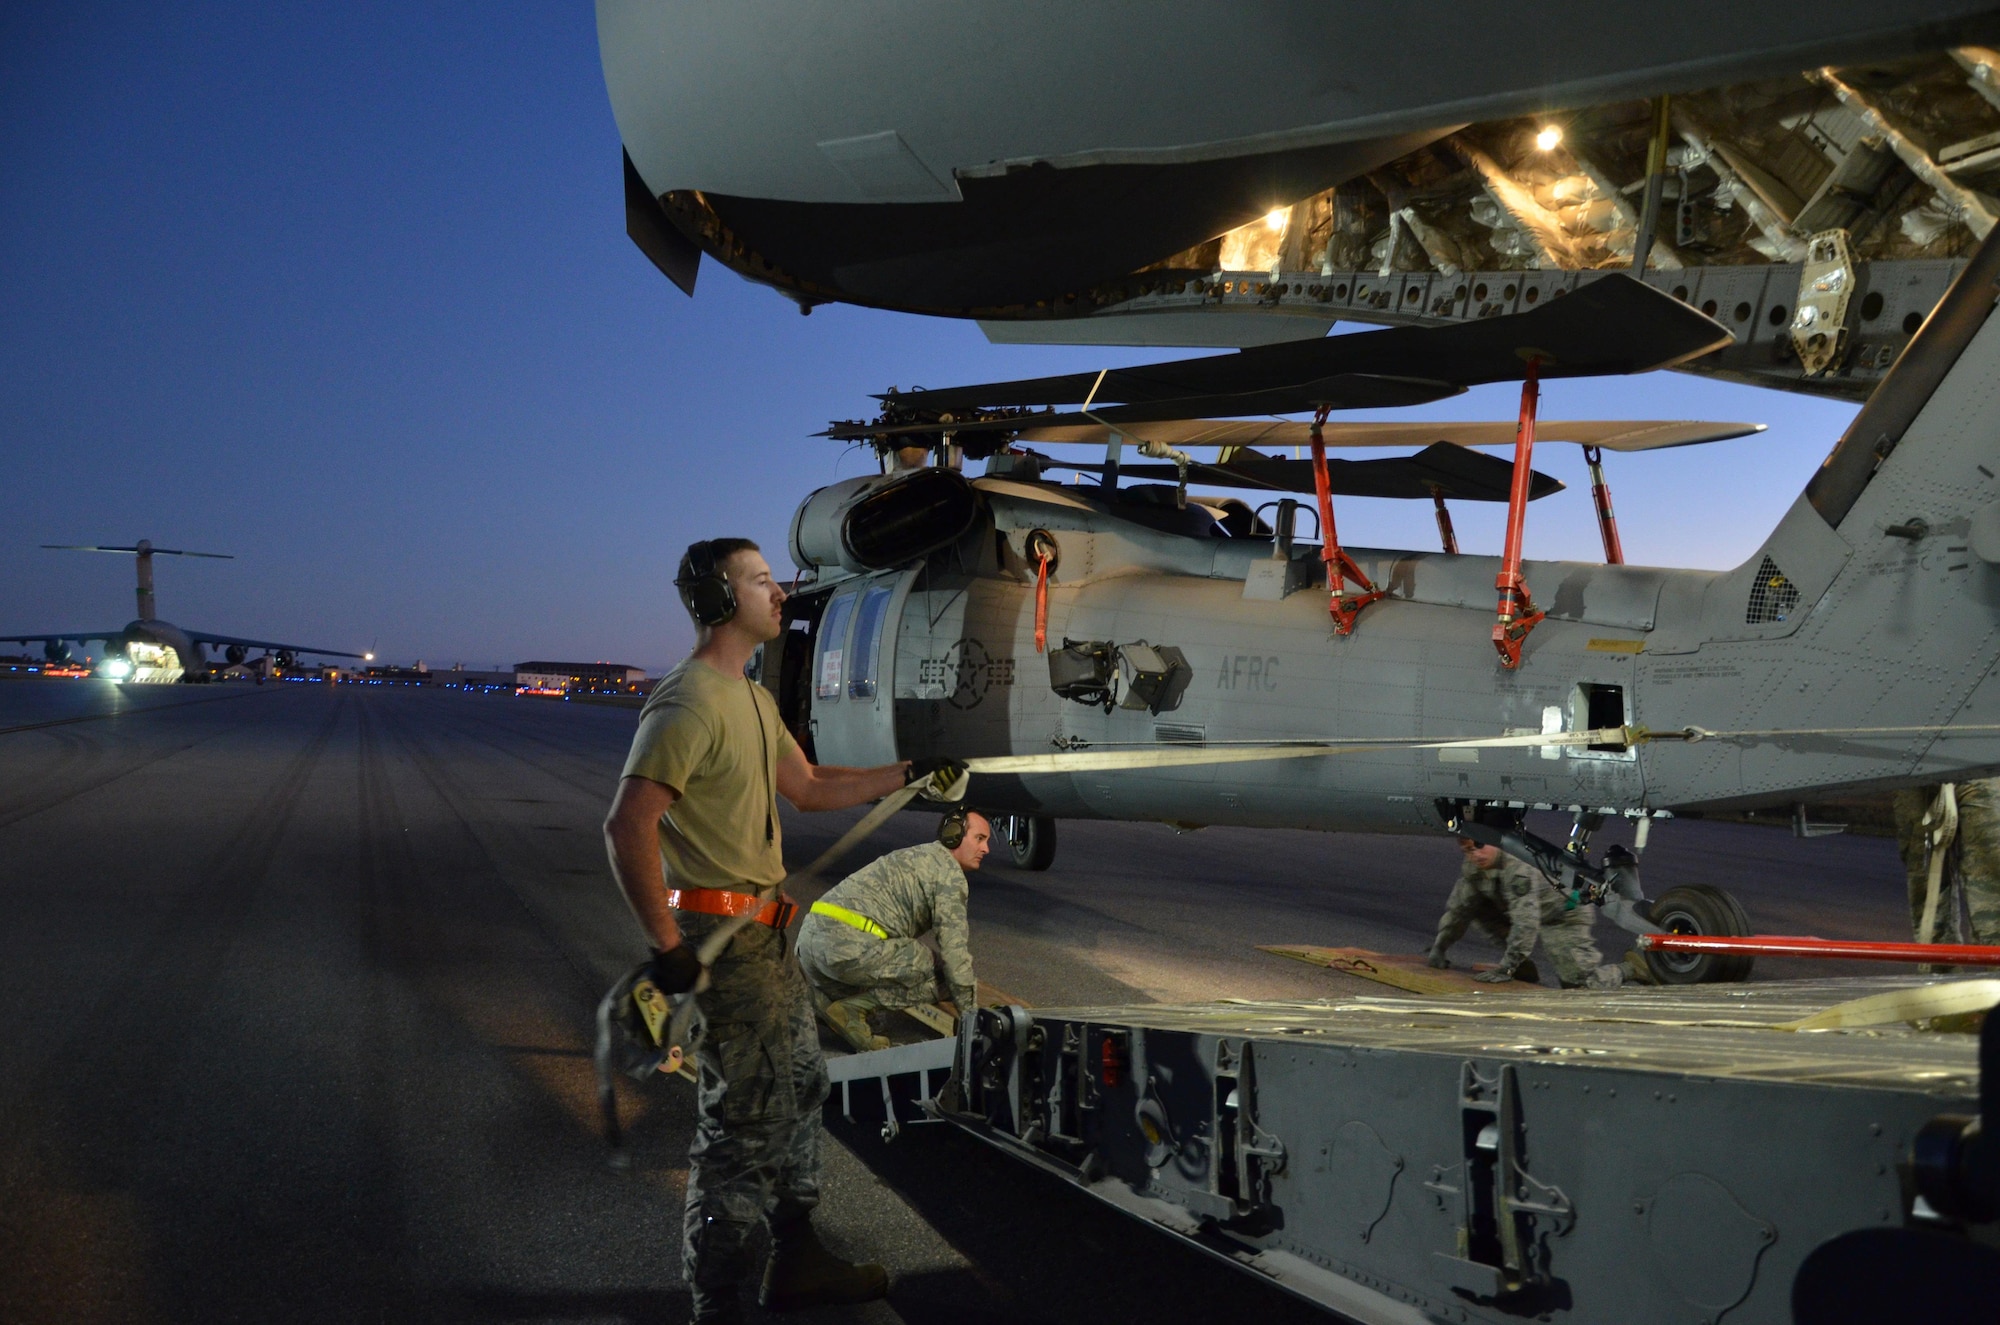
[810,900,888,939]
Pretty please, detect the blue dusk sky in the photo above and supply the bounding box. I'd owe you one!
[2,5,1861,672]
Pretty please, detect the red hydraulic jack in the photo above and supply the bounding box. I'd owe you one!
[1491,358,1548,668]
[1428,484,1459,554]
[1309,405,1385,634]
[1583,444,1625,564]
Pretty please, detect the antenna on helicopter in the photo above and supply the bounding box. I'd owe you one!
[42,540,233,622]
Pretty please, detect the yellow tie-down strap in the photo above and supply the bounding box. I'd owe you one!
[811,900,888,939]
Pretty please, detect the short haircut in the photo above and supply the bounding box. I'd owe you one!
[702,537,760,567]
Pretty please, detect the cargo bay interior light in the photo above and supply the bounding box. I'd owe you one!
[1535,124,1563,151]
[1263,207,1288,232]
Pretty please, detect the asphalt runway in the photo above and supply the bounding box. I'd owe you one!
[0,679,1915,1324]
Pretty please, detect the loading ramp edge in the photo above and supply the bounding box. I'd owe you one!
[827,979,1990,1324]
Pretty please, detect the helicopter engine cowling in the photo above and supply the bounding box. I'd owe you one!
[789,468,979,575]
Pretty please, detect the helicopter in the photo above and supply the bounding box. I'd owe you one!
[748,238,2000,981]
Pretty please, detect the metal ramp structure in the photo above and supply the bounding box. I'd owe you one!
[820,977,1996,1324]
[824,1036,956,1142]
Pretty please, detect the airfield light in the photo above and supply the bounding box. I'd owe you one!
[1263,207,1289,232]
[1535,125,1563,152]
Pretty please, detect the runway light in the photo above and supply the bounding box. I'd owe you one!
[1535,125,1563,152]
[1263,207,1288,232]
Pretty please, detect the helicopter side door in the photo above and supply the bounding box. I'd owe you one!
[806,569,915,768]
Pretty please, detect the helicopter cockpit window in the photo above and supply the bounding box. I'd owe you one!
[847,586,893,699]
[814,591,857,701]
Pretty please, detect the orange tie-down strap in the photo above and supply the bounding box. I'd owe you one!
[666,887,797,930]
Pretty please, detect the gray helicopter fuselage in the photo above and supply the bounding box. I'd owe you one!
[789,273,2000,835]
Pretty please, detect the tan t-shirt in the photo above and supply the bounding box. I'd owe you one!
[620,657,799,891]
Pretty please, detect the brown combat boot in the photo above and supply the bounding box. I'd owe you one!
[759,1218,889,1310]
[821,996,889,1052]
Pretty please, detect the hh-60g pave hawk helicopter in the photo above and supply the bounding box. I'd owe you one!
[757,233,2000,984]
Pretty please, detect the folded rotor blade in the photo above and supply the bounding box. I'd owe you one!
[1073,443,1563,501]
[1016,418,1768,452]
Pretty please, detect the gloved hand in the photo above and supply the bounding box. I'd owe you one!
[1472,965,1517,984]
[648,942,704,995]
[907,757,970,802]
[1425,943,1451,969]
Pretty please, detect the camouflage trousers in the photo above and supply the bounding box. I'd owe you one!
[1892,781,2000,945]
[1465,905,1619,988]
[795,915,941,1012]
[676,914,829,1314]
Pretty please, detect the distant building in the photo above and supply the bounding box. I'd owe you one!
[513,661,648,695]
[356,665,434,686]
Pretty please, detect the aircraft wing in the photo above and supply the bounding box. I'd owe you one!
[0,629,128,645]
[1016,419,1768,452]
[881,274,1732,414]
[183,630,365,659]
[1067,443,1563,502]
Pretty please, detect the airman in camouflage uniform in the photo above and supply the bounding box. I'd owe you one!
[797,813,990,1051]
[1892,779,2000,944]
[1427,839,1633,989]
[602,539,926,1324]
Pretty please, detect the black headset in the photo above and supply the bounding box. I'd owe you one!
[676,540,737,626]
[938,808,971,849]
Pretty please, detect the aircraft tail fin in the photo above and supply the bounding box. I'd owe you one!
[40,541,232,622]
[1651,230,2000,658]
[1644,226,2000,804]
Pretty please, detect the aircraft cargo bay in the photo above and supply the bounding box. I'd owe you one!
[4,677,1984,1324]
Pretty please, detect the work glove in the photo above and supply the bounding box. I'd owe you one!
[1472,965,1518,984]
[1425,943,1451,969]
[648,942,705,995]
[907,757,971,803]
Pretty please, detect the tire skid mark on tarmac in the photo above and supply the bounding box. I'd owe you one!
[409,696,628,802]
[0,688,307,831]
[370,695,614,1005]
[0,684,275,737]
[0,690,350,1204]
[356,696,654,1166]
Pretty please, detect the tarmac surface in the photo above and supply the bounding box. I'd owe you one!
[0,678,1914,1324]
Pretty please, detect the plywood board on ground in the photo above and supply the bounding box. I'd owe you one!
[1259,944,1535,995]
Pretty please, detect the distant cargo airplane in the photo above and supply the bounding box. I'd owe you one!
[1,541,366,683]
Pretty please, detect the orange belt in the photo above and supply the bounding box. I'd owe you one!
[666,887,797,930]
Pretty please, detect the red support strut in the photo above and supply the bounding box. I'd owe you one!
[1032,552,1051,653]
[1428,484,1459,555]
[1583,444,1625,564]
[1491,359,1547,668]
[1309,405,1385,635]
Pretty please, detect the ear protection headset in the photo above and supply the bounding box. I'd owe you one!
[676,541,737,626]
[937,808,970,850]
